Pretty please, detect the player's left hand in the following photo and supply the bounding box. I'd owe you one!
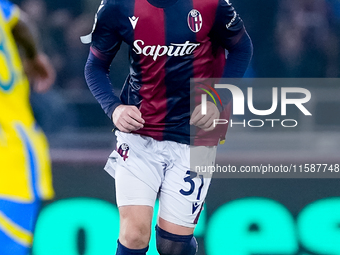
[190,101,220,131]
[24,53,56,93]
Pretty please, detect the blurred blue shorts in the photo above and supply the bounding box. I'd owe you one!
[0,199,40,255]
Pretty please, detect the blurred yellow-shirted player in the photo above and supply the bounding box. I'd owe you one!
[0,0,55,254]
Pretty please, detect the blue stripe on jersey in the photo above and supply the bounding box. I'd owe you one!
[163,0,195,143]
[121,0,144,107]
[0,29,15,91]
[16,124,39,199]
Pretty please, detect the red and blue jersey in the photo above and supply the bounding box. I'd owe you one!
[85,0,251,145]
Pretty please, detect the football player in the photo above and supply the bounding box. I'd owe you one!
[84,0,252,254]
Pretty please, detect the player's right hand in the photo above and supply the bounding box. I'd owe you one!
[112,105,145,133]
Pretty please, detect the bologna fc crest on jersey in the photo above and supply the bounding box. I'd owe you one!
[117,143,129,161]
[187,9,203,33]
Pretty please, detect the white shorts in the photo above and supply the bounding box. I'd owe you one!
[104,131,216,228]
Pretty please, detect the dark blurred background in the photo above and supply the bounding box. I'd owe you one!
[10,0,340,254]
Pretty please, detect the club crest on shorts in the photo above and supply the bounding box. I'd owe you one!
[117,143,129,161]
[188,9,203,33]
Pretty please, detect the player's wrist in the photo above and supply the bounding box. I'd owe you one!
[109,103,123,120]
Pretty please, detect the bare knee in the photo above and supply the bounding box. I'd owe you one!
[119,205,153,249]
[120,224,150,248]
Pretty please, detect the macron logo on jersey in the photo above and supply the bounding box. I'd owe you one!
[132,40,200,61]
[129,16,139,30]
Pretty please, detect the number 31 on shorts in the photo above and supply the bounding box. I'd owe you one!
[180,171,205,200]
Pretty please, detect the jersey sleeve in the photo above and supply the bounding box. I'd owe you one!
[91,0,122,57]
[209,0,245,50]
[84,0,124,121]
[209,0,253,109]
[0,0,20,28]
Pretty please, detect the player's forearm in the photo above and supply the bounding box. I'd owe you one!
[11,13,38,60]
[85,49,122,119]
